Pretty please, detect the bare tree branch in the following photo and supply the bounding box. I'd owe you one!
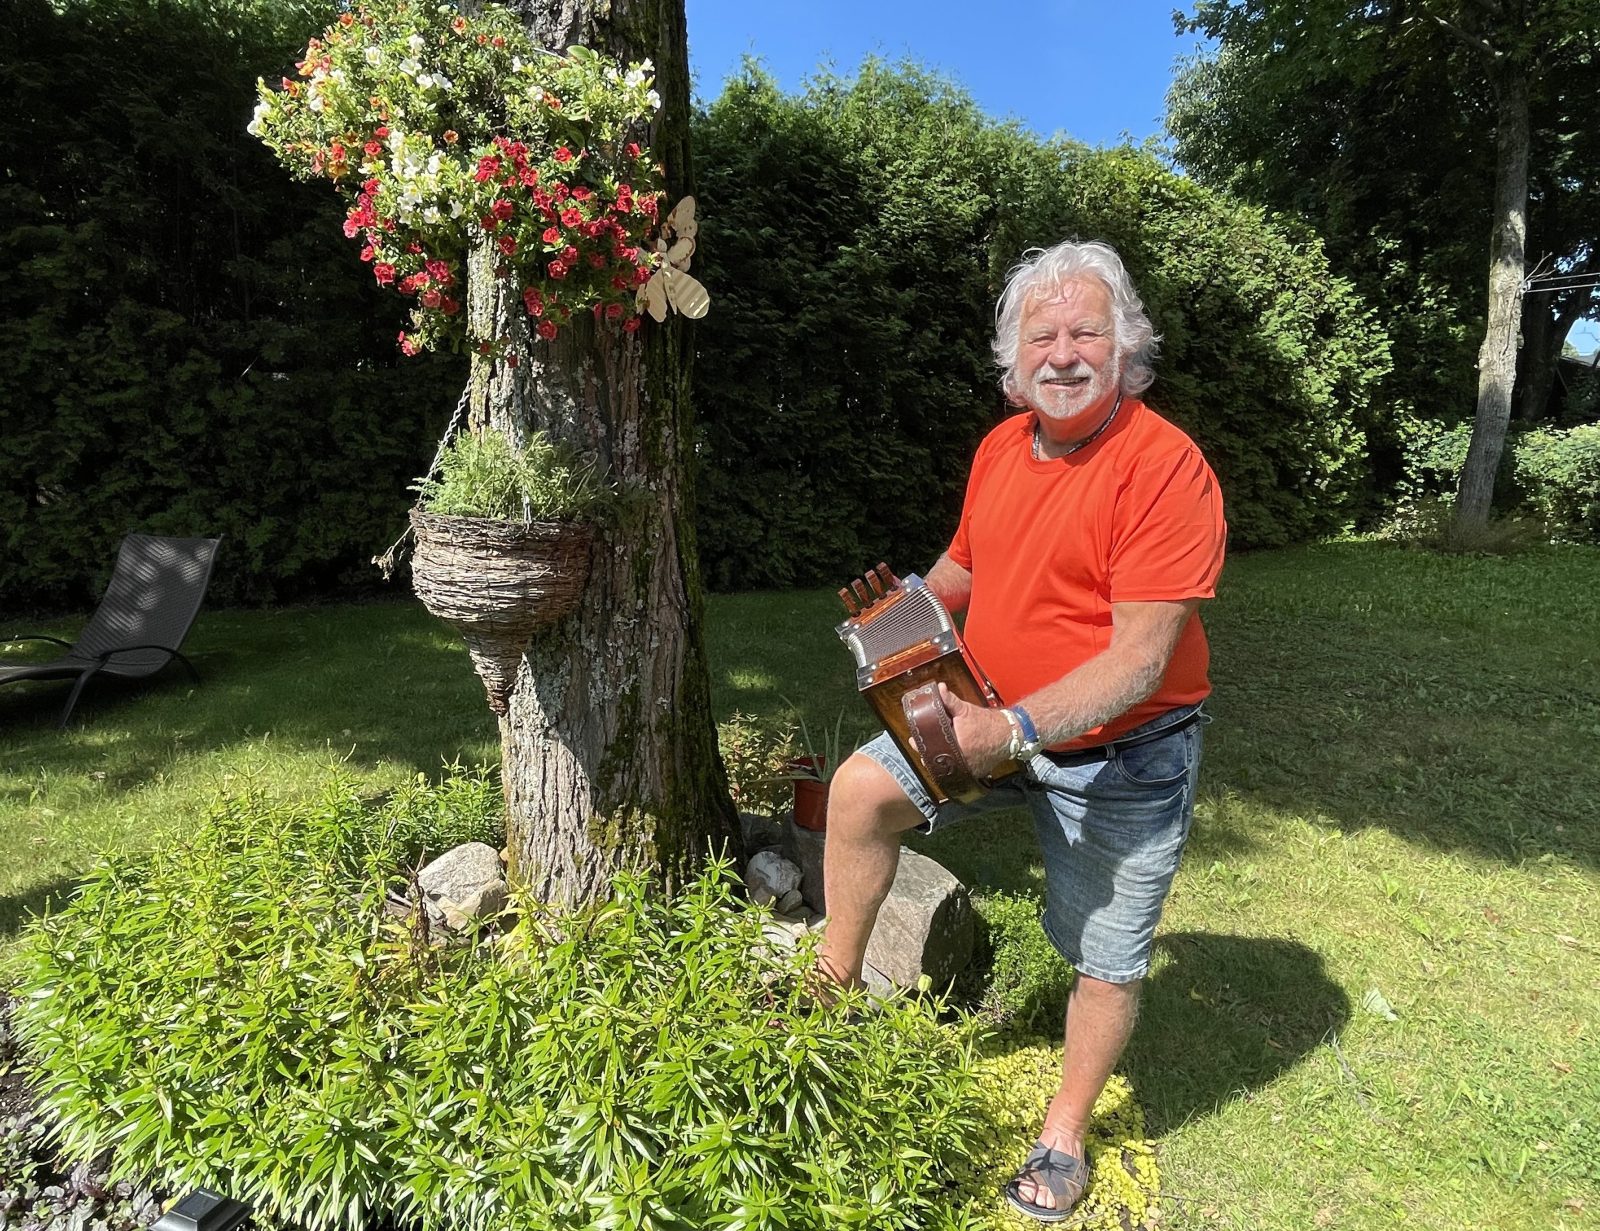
[1428,12,1499,59]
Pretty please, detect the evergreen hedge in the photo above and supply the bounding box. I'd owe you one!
[3,22,1394,610]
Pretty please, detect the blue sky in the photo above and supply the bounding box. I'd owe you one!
[679,2,1598,351]
[682,0,1209,150]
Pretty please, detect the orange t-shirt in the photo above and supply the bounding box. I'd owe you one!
[946,400,1226,750]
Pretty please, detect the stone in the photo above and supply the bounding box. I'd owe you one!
[746,849,801,900]
[781,815,828,913]
[776,888,804,915]
[740,810,786,854]
[861,847,975,991]
[419,842,503,903]
[441,877,510,930]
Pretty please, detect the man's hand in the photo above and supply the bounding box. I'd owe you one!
[936,683,1014,778]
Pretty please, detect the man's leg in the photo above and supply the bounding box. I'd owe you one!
[815,752,926,986]
[1016,973,1141,1211]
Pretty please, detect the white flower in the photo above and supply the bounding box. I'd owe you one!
[528,83,545,102]
[365,45,382,67]
[416,73,435,90]
[646,89,661,111]
[388,128,407,152]
[408,33,426,56]
[399,57,421,77]
[328,68,346,85]
[247,98,271,137]
[426,153,443,176]
[624,67,647,89]
[641,58,654,72]
[448,199,463,218]
[422,205,442,224]
[433,73,452,91]
[308,95,325,113]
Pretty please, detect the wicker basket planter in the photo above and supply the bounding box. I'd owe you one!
[410,510,594,714]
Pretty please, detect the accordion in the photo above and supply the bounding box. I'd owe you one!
[836,564,1020,804]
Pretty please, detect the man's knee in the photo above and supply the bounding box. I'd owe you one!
[825,752,924,838]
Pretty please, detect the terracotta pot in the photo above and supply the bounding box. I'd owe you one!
[790,756,829,832]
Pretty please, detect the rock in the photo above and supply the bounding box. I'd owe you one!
[751,884,777,907]
[740,810,786,853]
[781,815,827,913]
[861,847,975,991]
[746,850,801,900]
[440,877,510,930]
[419,842,503,903]
[776,888,804,915]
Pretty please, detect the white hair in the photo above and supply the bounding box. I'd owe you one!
[993,239,1159,400]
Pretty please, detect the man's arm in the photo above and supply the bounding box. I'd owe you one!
[940,599,1199,775]
[924,553,973,615]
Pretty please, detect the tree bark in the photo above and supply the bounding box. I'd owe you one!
[1452,58,1529,532]
[467,0,738,906]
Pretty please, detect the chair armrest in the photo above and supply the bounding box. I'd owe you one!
[93,643,179,663]
[2,634,73,651]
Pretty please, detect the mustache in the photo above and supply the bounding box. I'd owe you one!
[1032,365,1094,382]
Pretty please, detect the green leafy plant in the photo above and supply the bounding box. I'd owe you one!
[12,770,989,1231]
[956,892,1074,1032]
[1514,424,1600,544]
[412,429,612,521]
[715,710,799,815]
[783,702,852,784]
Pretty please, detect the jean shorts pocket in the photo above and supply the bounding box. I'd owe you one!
[1111,729,1192,789]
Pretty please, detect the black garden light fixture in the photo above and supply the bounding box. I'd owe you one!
[152,1189,251,1231]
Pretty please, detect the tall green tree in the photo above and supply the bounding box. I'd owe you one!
[1170,1,1600,532]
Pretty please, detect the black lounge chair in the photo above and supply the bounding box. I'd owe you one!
[1,533,222,727]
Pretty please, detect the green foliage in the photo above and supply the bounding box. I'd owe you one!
[13,771,987,1231]
[413,430,613,521]
[0,0,465,610]
[692,62,1389,580]
[957,893,1073,1032]
[1514,424,1600,543]
[715,710,799,816]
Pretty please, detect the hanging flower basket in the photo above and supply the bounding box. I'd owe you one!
[410,509,593,714]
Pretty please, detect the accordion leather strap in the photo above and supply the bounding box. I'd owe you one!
[901,682,982,801]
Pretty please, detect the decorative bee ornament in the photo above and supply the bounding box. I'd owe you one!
[637,196,710,322]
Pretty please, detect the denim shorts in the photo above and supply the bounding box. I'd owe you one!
[859,703,1207,984]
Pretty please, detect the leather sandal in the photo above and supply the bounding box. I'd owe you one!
[1003,1140,1089,1224]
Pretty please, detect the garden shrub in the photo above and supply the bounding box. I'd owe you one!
[1513,424,1600,543]
[716,710,799,817]
[957,893,1075,1033]
[13,771,989,1231]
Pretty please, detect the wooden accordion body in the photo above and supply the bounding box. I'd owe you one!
[836,565,1019,803]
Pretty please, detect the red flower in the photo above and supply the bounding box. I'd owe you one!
[492,35,505,48]
[553,184,569,203]
[506,351,519,368]
[451,15,467,33]
[497,234,517,256]
[441,296,460,316]
[373,262,396,286]
[406,241,422,254]
[542,226,561,244]
[562,245,578,263]
[374,125,390,138]
[585,221,606,239]
[625,143,641,158]
[548,260,568,280]
[523,287,544,316]
[491,198,514,221]
[622,316,641,334]
[397,331,419,356]
[363,141,381,157]
[339,13,353,26]
[425,259,452,285]
[360,245,376,263]
[421,288,442,308]
[588,252,607,269]
[611,275,629,291]
[443,130,458,144]
[546,95,562,110]
[474,156,501,183]
[362,178,381,195]
[537,320,558,340]
[560,208,582,228]
[553,146,573,163]
[520,168,539,188]
[480,216,498,232]
[342,216,361,239]
[572,186,591,201]
[604,303,623,321]
[640,195,659,220]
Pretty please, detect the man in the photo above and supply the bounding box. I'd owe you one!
[816,239,1226,1222]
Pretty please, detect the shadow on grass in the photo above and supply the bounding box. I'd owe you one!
[1123,931,1350,1137]
[0,877,82,940]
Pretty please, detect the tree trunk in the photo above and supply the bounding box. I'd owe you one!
[467,0,738,906]
[1452,60,1529,532]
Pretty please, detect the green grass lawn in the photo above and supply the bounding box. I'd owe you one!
[3,542,1597,1229]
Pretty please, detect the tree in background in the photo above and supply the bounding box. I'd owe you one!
[1170,0,1600,535]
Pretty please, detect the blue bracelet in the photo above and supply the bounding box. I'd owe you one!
[1009,705,1042,757]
